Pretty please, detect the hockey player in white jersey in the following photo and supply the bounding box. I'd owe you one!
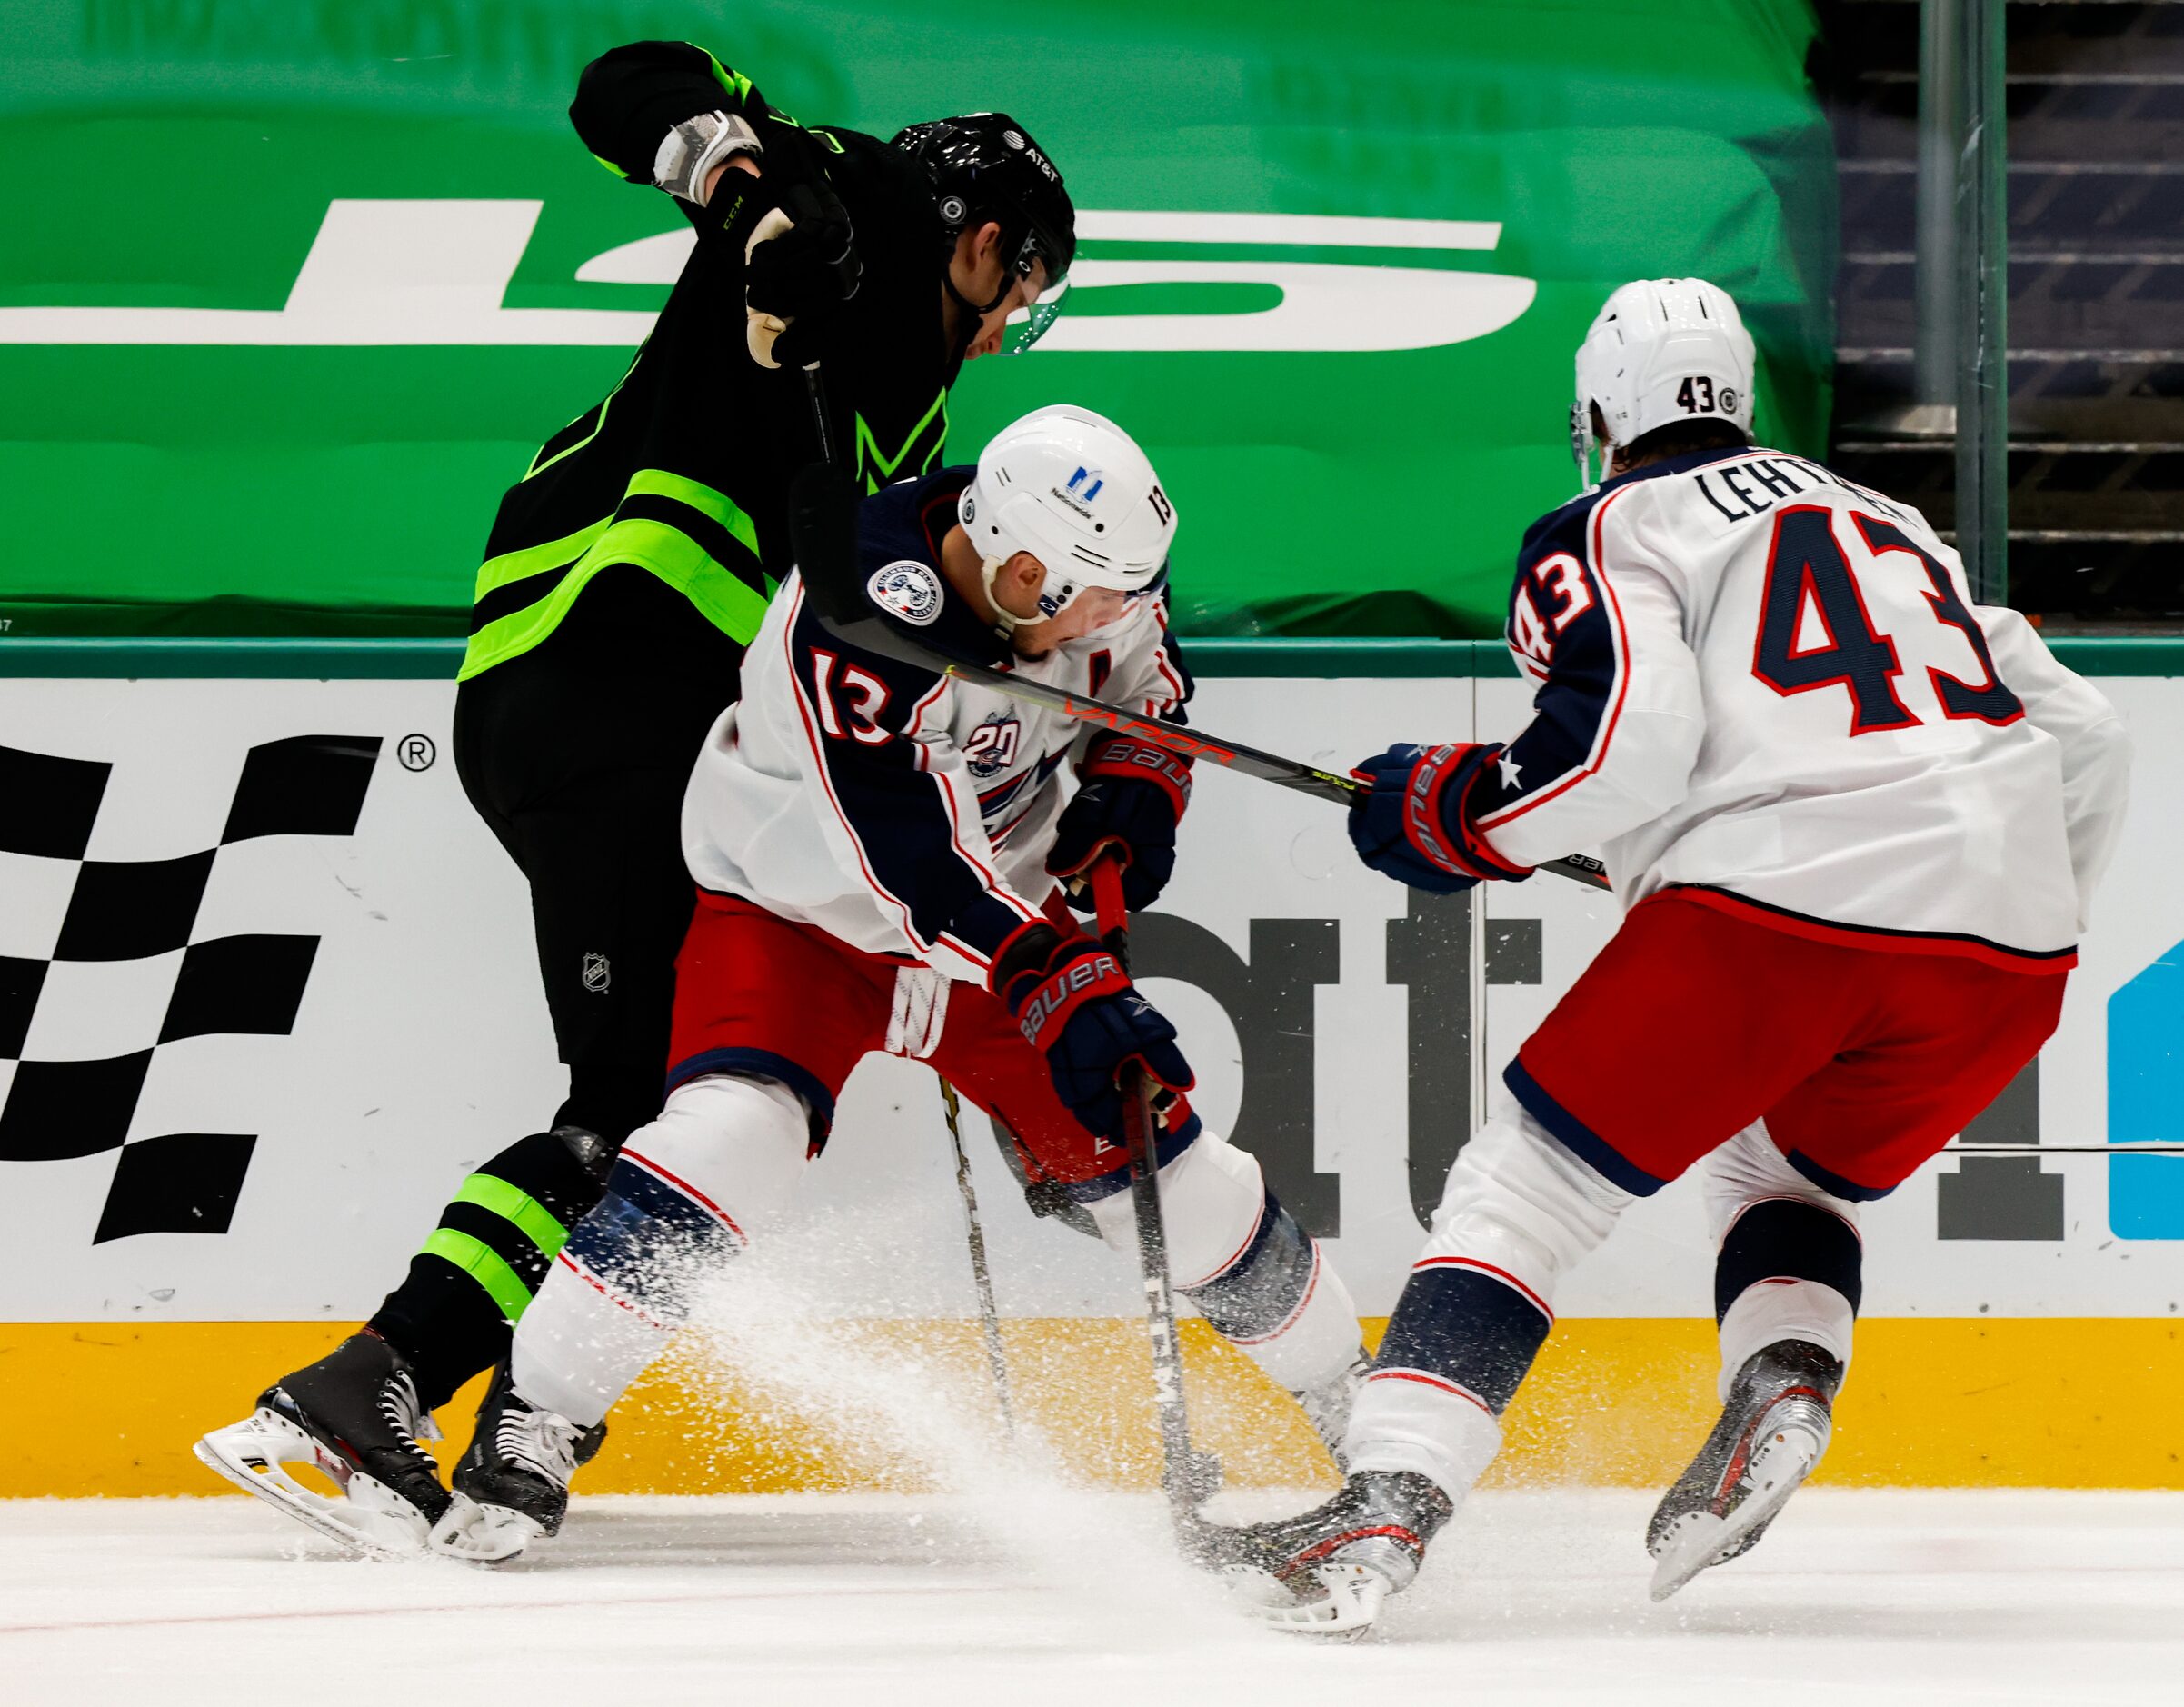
[428,404,1367,1561]
[1226,279,2132,1631]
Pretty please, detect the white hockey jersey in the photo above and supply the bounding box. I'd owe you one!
[1472,446,2130,968]
[682,466,1192,986]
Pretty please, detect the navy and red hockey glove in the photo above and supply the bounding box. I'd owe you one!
[1047,737,1194,913]
[1347,742,1535,895]
[995,923,1195,1140]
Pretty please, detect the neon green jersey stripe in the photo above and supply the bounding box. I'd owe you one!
[693,44,755,106]
[420,1227,535,1324]
[451,1173,570,1262]
[458,514,772,681]
[853,390,949,493]
[473,517,612,600]
[623,468,762,560]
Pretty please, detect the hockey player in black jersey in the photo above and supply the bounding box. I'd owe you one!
[194,39,1076,1556]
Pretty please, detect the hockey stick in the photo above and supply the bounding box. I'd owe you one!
[938,1076,1018,1442]
[781,474,1611,894]
[1089,854,1223,1532]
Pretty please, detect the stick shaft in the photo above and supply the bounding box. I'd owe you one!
[929,650,1611,893]
[803,365,837,467]
[795,524,1611,893]
[1090,859,1202,1527]
[939,1077,1015,1441]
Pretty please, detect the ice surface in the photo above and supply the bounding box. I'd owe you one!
[3,1489,2179,1706]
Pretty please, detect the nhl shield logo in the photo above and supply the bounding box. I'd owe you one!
[868,559,944,627]
[582,953,612,994]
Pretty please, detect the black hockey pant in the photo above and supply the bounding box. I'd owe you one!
[367,568,745,1413]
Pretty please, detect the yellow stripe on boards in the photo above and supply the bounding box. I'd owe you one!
[1,1318,2176,1499]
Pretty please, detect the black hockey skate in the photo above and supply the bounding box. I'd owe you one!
[430,1363,604,1563]
[1647,1337,1843,1601]
[1218,1470,1454,1637]
[193,1332,450,1557]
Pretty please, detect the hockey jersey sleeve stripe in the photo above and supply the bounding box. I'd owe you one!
[781,584,930,950]
[1476,485,1638,831]
[623,467,764,563]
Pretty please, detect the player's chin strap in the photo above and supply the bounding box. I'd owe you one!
[941,220,1033,364]
[978,553,1089,641]
[1569,401,1604,495]
[978,553,1026,634]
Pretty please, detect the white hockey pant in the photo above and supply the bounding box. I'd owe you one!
[1345,1105,1861,1502]
[512,1072,1360,1427]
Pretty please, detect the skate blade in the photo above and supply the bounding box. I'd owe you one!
[1648,1422,1823,1602]
[194,1409,431,1560]
[1222,1562,1388,1640]
[429,1492,547,1565]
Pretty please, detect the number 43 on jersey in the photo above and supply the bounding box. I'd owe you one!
[1751,504,2025,735]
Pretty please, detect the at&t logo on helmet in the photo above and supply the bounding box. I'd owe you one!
[868,560,944,626]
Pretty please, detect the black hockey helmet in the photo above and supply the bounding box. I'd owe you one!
[892,113,1075,353]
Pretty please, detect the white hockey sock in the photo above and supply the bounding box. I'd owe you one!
[513,1258,666,1429]
[511,1072,811,1427]
[1346,1101,1631,1502]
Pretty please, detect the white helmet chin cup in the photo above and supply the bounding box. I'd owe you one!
[1572,277,1756,490]
[959,404,1177,629]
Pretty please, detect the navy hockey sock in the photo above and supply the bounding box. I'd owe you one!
[1182,1185,1318,1341]
[1714,1198,1863,1321]
[1371,1258,1554,1416]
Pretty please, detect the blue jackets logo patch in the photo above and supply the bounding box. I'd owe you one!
[867,560,943,627]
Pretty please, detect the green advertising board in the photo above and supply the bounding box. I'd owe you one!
[0,0,1832,640]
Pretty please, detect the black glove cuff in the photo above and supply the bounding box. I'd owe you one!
[990,921,1063,999]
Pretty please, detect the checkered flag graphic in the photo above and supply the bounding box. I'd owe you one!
[0,734,380,1243]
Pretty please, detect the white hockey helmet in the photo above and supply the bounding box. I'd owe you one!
[1571,277,1756,490]
[957,404,1177,629]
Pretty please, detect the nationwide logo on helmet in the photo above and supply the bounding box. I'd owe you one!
[1051,464,1104,518]
[868,560,944,626]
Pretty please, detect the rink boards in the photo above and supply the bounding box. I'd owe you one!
[1,641,2179,1494]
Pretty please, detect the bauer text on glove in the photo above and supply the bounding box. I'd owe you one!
[995,924,1194,1140]
[1047,736,1193,913]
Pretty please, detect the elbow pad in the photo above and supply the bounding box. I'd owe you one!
[653,109,764,205]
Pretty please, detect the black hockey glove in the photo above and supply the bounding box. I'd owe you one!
[996,924,1194,1140]
[1048,737,1193,913]
[744,168,861,369]
[1348,742,1534,894]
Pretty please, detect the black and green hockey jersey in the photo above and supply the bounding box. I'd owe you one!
[460,40,960,682]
